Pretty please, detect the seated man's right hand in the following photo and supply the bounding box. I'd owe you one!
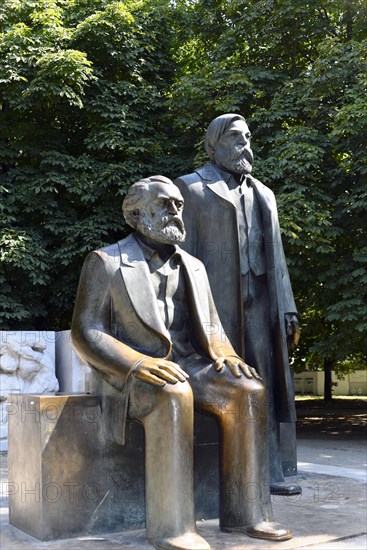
[133,358,189,387]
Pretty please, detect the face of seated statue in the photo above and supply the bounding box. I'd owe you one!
[136,181,186,245]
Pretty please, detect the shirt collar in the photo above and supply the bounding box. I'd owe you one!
[214,163,253,188]
[135,235,181,265]
[135,236,157,262]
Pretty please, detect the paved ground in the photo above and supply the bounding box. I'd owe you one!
[1,398,366,549]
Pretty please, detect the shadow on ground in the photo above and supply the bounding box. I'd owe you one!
[296,398,367,439]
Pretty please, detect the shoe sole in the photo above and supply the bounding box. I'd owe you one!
[222,527,292,542]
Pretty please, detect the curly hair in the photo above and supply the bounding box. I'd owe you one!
[122,175,174,228]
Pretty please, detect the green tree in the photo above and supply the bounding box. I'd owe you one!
[169,0,367,391]
[1,0,180,329]
[1,0,366,392]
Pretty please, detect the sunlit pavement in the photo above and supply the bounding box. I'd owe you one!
[1,436,366,549]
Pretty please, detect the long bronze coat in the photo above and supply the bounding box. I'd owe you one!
[175,163,297,422]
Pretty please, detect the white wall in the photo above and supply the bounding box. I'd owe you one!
[294,370,367,396]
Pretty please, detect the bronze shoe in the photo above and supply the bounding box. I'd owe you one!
[270,482,302,495]
[222,521,292,541]
[152,532,211,550]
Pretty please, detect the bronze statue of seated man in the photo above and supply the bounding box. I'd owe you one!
[72,175,292,550]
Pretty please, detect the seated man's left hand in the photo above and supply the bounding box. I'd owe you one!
[214,356,262,380]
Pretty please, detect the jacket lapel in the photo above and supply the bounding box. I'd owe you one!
[252,177,282,247]
[197,163,235,207]
[250,177,275,229]
[118,235,171,343]
[179,251,216,358]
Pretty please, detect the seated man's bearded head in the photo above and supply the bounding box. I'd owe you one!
[122,176,186,244]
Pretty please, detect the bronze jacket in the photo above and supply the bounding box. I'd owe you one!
[72,233,237,394]
[175,163,297,422]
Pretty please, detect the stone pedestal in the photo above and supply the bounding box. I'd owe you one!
[8,393,130,541]
[8,392,219,541]
[55,330,91,393]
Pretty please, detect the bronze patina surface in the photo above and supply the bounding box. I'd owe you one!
[71,176,292,549]
[174,115,301,496]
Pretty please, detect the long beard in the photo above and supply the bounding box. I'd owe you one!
[137,215,186,244]
[215,146,253,175]
[232,156,253,175]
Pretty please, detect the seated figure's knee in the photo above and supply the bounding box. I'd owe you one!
[130,379,193,420]
[160,379,194,407]
[218,377,266,426]
[238,376,265,398]
[236,377,267,425]
[233,376,266,403]
[221,371,265,400]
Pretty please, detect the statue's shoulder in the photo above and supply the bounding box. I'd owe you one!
[91,234,138,267]
[175,163,215,187]
[174,172,200,188]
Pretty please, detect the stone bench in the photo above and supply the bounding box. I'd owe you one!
[7,391,220,541]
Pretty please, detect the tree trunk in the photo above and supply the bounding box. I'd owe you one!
[324,359,334,401]
[345,1,353,41]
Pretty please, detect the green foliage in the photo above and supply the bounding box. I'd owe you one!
[169,0,367,375]
[24,49,95,108]
[1,0,366,379]
[1,0,180,329]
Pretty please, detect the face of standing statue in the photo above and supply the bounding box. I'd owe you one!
[214,119,254,175]
[136,182,186,244]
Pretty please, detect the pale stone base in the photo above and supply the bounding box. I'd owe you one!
[0,331,59,452]
[55,330,91,393]
[7,392,219,541]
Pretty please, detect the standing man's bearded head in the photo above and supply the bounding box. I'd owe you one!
[205,113,254,175]
[122,176,186,245]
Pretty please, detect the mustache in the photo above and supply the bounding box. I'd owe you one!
[137,217,186,244]
[161,215,185,232]
[235,147,253,165]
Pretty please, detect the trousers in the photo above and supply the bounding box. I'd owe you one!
[128,354,272,541]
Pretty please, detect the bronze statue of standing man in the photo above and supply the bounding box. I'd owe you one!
[175,114,301,495]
